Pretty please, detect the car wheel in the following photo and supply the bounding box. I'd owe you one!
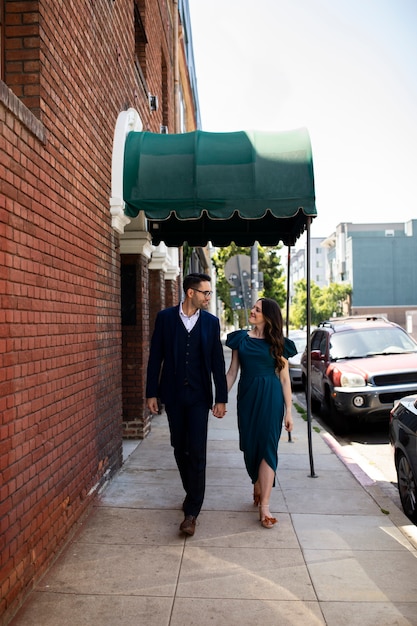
[324,390,347,436]
[311,396,321,414]
[303,377,321,413]
[396,451,417,523]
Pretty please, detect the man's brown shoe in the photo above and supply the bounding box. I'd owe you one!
[180,515,196,536]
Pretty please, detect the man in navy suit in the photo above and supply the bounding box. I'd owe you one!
[146,273,228,536]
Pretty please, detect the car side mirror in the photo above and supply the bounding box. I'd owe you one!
[310,350,322,361]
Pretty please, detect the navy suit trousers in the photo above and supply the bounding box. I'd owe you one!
[165,386,209,518]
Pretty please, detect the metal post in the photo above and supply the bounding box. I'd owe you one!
[237,254,249,327]
[251,243,258,307]
[306,218,317,477]
[286,245,291,337]
[285,246,293,442]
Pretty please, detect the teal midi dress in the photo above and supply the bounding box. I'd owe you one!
[226,330,297,484]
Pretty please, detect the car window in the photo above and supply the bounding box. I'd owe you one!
[329,327,417,360]
[311,331,324,352]
[319,334,327,355]
[310,331,328,355]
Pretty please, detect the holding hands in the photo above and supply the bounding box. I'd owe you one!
[212,402,227,419]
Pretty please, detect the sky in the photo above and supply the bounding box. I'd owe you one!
[188,0,417,240]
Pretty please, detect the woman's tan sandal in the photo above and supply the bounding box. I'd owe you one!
[259,504,277,528]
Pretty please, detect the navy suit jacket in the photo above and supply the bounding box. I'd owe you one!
[146,304,228,408]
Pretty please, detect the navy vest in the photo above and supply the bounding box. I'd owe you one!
[176,316,204,391]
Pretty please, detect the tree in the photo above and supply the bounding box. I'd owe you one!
[290,279,352,328]
[212,244,286,326]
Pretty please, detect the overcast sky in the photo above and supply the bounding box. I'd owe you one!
[188,0,417,239]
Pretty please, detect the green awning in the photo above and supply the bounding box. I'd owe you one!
[123,129,316,247]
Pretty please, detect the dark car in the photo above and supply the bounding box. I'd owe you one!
[389,394,417,523]
[300,316,417,434]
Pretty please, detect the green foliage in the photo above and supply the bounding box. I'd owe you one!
[259,247,286,305]
[211,244,286,326]
[290,279,352,327]
[182,243,192,275]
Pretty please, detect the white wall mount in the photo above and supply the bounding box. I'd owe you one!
[110,108,143,234]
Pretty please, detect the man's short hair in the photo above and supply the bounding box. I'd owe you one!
[183,272,211,293]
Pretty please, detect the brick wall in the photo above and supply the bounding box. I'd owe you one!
[121,254,151,438]
[165,276,180,308]
[149,268,166,332]
[0,0,182,621]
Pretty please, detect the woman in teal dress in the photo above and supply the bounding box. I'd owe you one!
[226,298,296,528]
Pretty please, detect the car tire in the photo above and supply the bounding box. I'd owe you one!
[302,377,321,413]
[311,396,321,414]
[324,390,347,436]
[396,451,417,524]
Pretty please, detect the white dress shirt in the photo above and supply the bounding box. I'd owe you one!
[179,305,200,332]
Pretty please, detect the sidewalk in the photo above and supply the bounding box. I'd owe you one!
[10,373,417,625]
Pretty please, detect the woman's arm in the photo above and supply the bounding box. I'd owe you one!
[279,359,293,432]
[226,349,240,392]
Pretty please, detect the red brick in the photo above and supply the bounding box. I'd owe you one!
[0,0,197,621]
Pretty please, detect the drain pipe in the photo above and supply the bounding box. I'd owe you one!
[173,0,180,133]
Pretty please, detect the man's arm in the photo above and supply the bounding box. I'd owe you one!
[210,317,228,404]
[145,311,164,399]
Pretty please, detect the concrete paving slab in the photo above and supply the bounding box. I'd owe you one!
[124,447,177,470]
[206,448,248,469]
[282,485,382,515]
[278,467,365,490]
[292,513,417,552]
[113,467,182,483]
[76,507,188,546]
[170,597,326,626]
[37,543,183,597]
[277,451,353,473]
[202,485,288,513]
[177,546,317,601]
[304,548,417,602]
[99,479,184,509]
[204,467,249,484]
[9,593,174,626]
[185,511,299,548]
[320,601,417,626]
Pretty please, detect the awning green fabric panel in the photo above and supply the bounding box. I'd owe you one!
[123,129,316,247]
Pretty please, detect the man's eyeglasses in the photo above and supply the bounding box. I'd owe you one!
[192,288,213,297]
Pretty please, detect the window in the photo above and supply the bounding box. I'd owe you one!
[1,0,41,117]
[121,265,137,326]
[311,331,324,353]
[134,1,148,96]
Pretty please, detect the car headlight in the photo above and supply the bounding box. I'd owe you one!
[340,372,366,387]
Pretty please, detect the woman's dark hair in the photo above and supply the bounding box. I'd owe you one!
[258,297,285,371]
[183,272,211,293]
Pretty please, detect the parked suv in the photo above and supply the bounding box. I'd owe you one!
[301,316,417,434]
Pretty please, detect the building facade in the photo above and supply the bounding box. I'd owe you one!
[286,236,327,300]
[322,221,417,333]
[0,0,199,621]
[286,221,417,335]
